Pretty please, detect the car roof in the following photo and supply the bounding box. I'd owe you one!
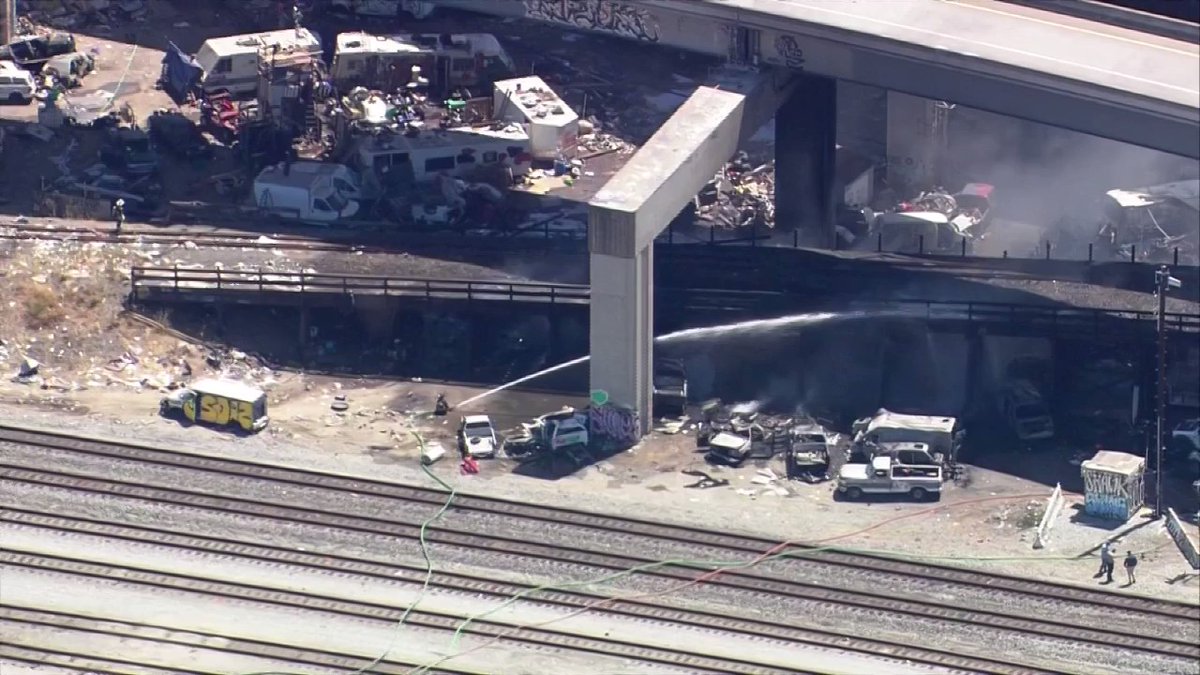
[463,415,492,424]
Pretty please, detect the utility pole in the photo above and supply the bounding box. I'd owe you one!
[1,0,15,45]
[1153,265,1181,519]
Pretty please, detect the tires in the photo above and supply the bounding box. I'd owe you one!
[8,92,25,104]
[845,487,863,500]
[910,487,928,501]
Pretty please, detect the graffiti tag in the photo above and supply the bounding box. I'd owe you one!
[589,403,640,449]
[1082,464,1142,521]
[525,0,661,42]
[774,34,806,69]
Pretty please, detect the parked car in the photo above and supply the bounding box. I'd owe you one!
[1170,418,1200,476]
[458,415,499,458]
[0,32,76,71]
[0,61,36,104]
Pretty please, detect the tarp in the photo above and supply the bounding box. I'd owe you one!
[161,41,202,102]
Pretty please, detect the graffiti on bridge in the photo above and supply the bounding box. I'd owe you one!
[525,0,661,42]
[774,35,806,69]
[589,403,640,451]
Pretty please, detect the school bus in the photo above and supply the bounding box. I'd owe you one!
[159,379,269,433]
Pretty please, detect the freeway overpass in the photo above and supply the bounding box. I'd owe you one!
[445,0,1200,157]
[441,0,1199,433]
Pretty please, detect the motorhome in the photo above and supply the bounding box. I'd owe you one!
[193,28,322,97]
[254,161,362,224]
[350,124,532,187]
[853,409,963,464]
[492,76,579,160]
[330,32,513,95]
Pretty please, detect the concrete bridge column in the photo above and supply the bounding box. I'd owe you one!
[776,74,837,247]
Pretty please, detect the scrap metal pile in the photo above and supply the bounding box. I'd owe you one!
[694,152,775,230]
[16,0,148,29]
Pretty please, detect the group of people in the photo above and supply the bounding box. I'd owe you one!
[1096,541,1139,585]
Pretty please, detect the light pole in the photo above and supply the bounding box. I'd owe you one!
[1154,265,1182,519]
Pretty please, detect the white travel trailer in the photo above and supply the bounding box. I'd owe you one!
[254,161,362,224]
[350,125,533,186]
[330,31,513,94]
[194,28,322,97]
[492,76,579,160]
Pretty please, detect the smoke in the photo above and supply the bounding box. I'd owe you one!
[944,106,1199,241]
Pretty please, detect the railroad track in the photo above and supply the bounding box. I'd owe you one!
[3,507,1035,675]
[3,424,1197,674]
[1,604,474,675]
[2,549,802,675]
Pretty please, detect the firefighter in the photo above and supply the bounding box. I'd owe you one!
[112,199,126,235]
[433,393,450,416]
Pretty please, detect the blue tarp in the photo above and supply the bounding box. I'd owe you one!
[160,41,202,102]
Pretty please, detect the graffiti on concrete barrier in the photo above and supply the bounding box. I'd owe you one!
[1082,466,1141,521]
[774,34,806,69]
[525,0,661,42]
[589,403,640,450]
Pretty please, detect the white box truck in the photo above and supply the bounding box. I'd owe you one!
[254,161,363,224]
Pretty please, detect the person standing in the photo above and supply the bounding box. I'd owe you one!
[1124,551,1138,585]
[112,199,125,235]
[1096,542,1115,583]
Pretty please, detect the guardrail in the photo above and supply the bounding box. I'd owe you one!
[130,267,1200,335]
[129,266,590,306]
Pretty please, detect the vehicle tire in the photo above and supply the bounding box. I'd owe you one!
[8,93,24,104]
[910,487,928,501]
[845,487,863,500]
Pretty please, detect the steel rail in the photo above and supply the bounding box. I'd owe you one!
[1,507,1047,675]
[0,550,803,675]
[2,423,1194,624]
[0,605,473,675]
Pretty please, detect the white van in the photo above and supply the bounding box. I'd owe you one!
[0,62,36,104]
[254,161,362,224]
[194,28,322,97]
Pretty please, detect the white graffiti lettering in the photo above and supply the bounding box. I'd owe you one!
[1082,463,1143,521]
[525,0,661,42]
[589,403,640,448]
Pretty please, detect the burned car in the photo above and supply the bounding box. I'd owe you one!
[652,358,688,417]
[148,111,211,160]
[0,32,77,71]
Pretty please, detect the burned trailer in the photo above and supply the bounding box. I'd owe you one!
[852,409,964,475]
[330,32,514,98]
[501,408,590,464]
[1091,181,1199,263]
[861,183,994,254]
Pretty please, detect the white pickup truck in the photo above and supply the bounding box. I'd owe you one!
[837,456,942,501]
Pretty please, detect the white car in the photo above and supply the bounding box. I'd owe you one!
[458,415,498,458]
[0,62,36,104]
[1170,418,1200,476]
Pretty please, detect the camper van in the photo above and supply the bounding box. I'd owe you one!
[194,28,322,97]
[254,161,363,224]
[330,32,513,95]
[493,76,579,160]
[351,125,533,187]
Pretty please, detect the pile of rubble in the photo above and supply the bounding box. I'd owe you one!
[694,153,775,229]
[17,0,149,30]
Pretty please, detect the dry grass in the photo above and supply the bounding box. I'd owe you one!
[21,283,67,330]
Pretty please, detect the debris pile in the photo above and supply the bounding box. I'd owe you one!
[694,153,775,229]
[694,400,833,481]
[18,0,148,30]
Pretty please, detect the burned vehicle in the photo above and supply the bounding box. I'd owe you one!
[863,183,994,254]
[696,402,831,478]
[0,32,76,71]
[99,127,160,177]
[1090,181,1199,263]
[43,51,94,88]
[502,408,589,463]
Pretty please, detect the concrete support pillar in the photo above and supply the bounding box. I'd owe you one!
[775,74,837,247]
[0,0,13,46]
[589,244,654,435]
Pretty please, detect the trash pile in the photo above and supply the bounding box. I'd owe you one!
[694,153,775,229]
[18,0,149,30]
